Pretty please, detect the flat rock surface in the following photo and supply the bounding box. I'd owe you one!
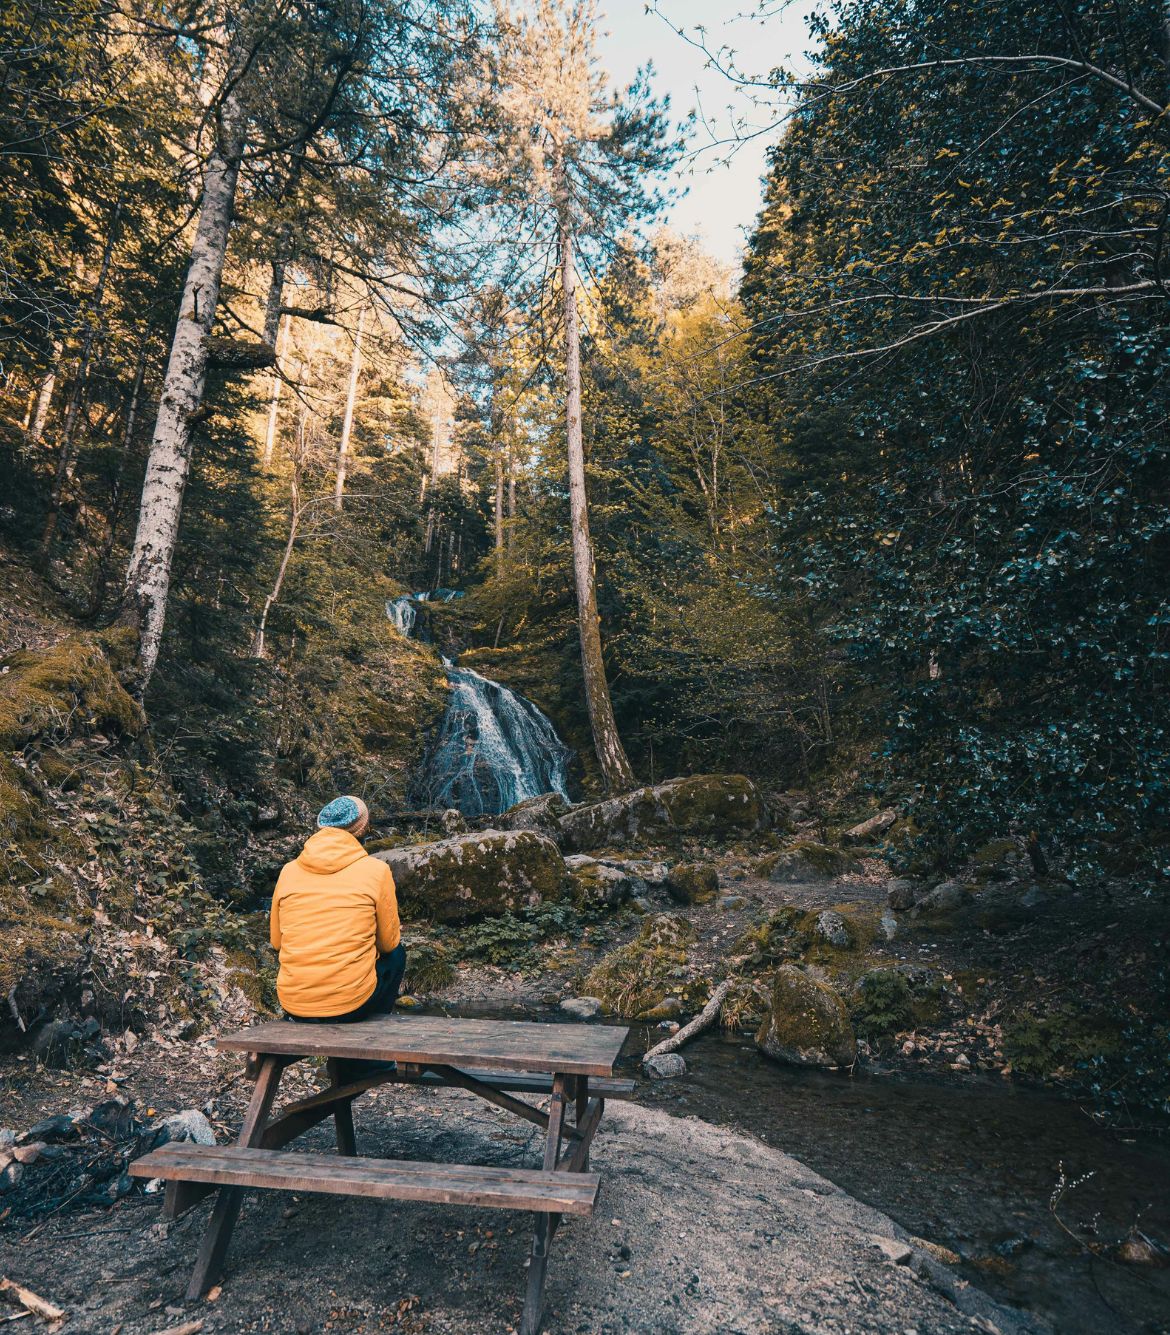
[0,1085,1043,1334]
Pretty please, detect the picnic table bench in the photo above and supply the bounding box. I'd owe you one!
[131,1015,632,1335]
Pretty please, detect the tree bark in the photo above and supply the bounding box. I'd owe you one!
[122,91,247,688]
[334,306,365,510]
[261,314,289,468]
[559,207,635,791]
[26,352,59,443]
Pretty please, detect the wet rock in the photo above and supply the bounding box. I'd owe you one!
[843,810,897,845]
[154,1109,216,1147]
[813,910,852,948]
[756,842,856,885]
[756,966,857,1069]
[25,1114,77,1143]
[644,1053,686,1079]
[914,879,971,914]
[374,829,565,924]
[565,855,644,907]
[666,862,719,905]
[559,996,603,1021]
[558,774,767,852]
[885,877,920,910]
[1117,1230,1168,1267]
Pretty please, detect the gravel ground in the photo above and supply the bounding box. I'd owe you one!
[0,1081,1044,1335]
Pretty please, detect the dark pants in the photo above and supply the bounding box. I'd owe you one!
[287,943,407,1024]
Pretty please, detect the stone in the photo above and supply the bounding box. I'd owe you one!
[644,1052,686,1079]
[30,1017,83,1067]
[0,1160,24,1192]
[1116,1231,1168,1267]
[914,879,971,914]
[666,862,719,905]
[565,855,645,908]
[871,1235,913,1265]
[558,774,767,852]
[559,996,603,1021]
[12,1142,46,1165]
[879,909,898,940]
[719,893,747,910]
[813,910,852,948]
[843,810,898,845]
[439,808,468,835]
[756,842,856,884]
[755,966,857,1069]
[155,1109,216,1147]
[25,1114,77,1143]
[0,1129,16,1150]
[885,877,920,910]
[375,829,565,924]
[494,791,571,843]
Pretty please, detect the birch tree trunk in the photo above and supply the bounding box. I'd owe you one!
[334,307,365,510]
[261,314,289,468]
[122,92,247,687]
[559,209,635,792]
[26,352,59,443]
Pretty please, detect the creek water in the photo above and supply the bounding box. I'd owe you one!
[423,1001,1170,1334]
[388,593,573,818]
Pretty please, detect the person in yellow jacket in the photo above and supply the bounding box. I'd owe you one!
[270,795,406,1022]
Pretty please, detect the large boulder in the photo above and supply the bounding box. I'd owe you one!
[666,862,720,905]
[558,774,767,852]
[494,792,572,844]
[755,966,857,1069]
[564,855,645,907]
[374,830,564,924]
[755,841,856,885]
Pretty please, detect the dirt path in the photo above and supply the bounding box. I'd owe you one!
[0,1081,1041,1335]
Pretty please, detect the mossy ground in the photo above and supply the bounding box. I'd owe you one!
[581,913,710,1019]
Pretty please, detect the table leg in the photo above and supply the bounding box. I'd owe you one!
[574,1077,589,1171]
[521,1075,566,1335]
[185,1055,286,1301]
[325,1059,358,1155]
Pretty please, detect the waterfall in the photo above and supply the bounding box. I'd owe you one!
[386,595,416,638]
[415,660,572,817]
[386,599,572,816]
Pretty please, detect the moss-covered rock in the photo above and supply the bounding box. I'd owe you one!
[666,862,720,905]
[755,841,857,884]
[581,913,706,1019]
[564,855,643,908]
[755,965,857,1068]
[374,829,565,924]
[496,792,572,843]
[558,774,767,852]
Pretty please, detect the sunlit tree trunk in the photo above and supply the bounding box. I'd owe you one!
[559,202,635,791]
[27,352,59,443]
[122,92,247,688]
[334,307,364,510]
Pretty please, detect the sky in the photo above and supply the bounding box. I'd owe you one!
[598,2,818,270]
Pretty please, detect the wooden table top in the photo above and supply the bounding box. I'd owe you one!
[218,1015,630,1077]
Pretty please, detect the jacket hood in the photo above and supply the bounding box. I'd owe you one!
[297,827,369,876]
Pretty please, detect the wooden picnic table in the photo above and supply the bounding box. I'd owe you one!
[130,1014,632,1335]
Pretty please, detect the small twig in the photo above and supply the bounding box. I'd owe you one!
[0,1278,65,1322]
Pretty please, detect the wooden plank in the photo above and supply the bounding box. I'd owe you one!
[129,1146,600,1215]
[521,1075,567,1335]
[217,1016,629,1077]
[558,1098,603,1176]
[423,1065,582,1141]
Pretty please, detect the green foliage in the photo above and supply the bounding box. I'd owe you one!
[450,901,590,969]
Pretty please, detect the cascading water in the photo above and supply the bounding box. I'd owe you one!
[388,596,573,817]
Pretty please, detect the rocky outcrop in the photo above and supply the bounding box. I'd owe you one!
[494,792,571,843]
[558,774,767,852]
[755,965,857,1068]
[564,855,645,907]
[374,829,564,924]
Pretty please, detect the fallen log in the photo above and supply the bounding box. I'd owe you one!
[0,1277,65,1322]
[642,979,733,1065]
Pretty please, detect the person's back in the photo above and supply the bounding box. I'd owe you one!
[270,796,404,1022]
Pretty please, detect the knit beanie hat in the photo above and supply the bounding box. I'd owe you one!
[316,795,370,836]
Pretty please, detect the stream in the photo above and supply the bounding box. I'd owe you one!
[423,1002,1170,1335]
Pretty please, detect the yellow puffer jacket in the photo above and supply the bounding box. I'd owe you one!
[269,827,400,1018]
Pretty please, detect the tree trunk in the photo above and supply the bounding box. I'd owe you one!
[559,208,635,791]
[122,92,247,688]
[253,494,300,658]
[493,439,505,552]
[334,307,365,510]
[261,314,289,468]
[26,353,59,443]
[41,198,123,557]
